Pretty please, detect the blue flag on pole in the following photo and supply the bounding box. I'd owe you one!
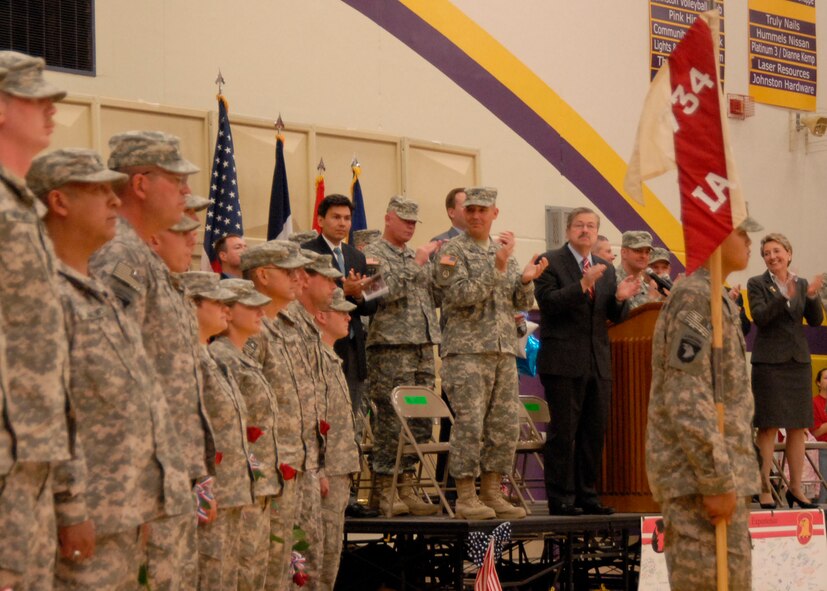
[349,161,367,243]
[267,132,292,240]
[203,95,243,272]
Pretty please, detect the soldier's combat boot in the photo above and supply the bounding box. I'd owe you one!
[398,472,439,516]
[454,477,496,520]
[479,472,526,519]
[373,475,410,517]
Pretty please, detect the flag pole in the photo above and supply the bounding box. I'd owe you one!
[709,246,728,591]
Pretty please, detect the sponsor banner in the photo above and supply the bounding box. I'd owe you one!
[748,0,817,110]
[639,510,827,590]
[650,0,725,83]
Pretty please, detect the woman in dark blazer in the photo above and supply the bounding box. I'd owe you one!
[748,233,824,508]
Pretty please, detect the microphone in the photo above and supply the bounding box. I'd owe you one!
[645,268,673,297]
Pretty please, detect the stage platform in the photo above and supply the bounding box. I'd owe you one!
[338,508,643,591]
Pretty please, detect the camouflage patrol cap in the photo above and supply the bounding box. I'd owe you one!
[0,51,66,100]
[387,195,420,222]
[284,241,313,267]
[305,254,343,279]
[621,231,653,250]
[328,288,356,313]
[352,229,382,249]
[288,230,318,244]
[649,247,671,265]
[184,194,210,212]
[27,148,128,198]
[463,187,497,208]
[240,240,311,271]
[178,271,236,302]
[107,131,200,175]
[168,213,200,233]
[220,278,271,307]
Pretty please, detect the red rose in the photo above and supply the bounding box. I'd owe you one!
[293,571,309,586]
[215,451,223,465]
[247,426,264,443]
[318,420,330,436]
[279,463,297,481]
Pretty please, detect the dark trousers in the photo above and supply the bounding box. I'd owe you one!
[540,363,611,506]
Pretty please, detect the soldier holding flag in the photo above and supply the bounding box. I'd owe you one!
[627,10,763,590]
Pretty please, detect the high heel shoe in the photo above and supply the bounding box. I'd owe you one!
[759,500,778,510]
[785,490,818,509]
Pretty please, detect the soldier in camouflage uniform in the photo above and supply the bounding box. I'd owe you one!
[434,187,547,520]
[646,221,763,591]
[351,228,381,252]
[289,251,342,590]
[364,196,441,516]
[0,51,74,590]
[241,242,314,591]
[151,214,200,273]
[89,131,211,591]
[313,289,361,591]
[179,272,258,591]
[615,230,657,310]
[27,148,194,589]
[288,230,319,245]
[210,278,279,591]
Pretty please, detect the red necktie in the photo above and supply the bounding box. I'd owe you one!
[583,259,594,300]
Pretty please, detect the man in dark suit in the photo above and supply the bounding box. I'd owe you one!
[430,187,467,242]
[302,194,378,415]
[534,207,640,516]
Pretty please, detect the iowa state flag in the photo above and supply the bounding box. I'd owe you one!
[266,132,292,240]
[625,10,746,273]
[203,95,243,272]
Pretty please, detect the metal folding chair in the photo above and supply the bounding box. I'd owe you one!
[510,395,549,513]
[389,385,455,518]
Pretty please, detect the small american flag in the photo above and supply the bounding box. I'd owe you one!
[203,95,243,272]
[474,538,502,591]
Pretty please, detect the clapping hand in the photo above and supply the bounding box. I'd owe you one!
[521,254,548,284]
[615,275,641,301]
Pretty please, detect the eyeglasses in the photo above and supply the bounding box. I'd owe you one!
[260,265,298,276]
[137,169,189,189]
[570,223,598,231]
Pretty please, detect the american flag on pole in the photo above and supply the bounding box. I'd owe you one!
[474,539,502,591]
[203,95,243,272]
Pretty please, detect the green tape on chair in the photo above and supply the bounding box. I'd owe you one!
[524,403,541,412]
[404,396,428,405]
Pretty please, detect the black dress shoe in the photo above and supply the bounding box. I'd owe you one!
[578,502,616,515]
[548,502,584,516]
[345,502,379,518]
[786,490,818,509]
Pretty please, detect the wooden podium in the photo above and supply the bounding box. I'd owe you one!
[601,302,662,513]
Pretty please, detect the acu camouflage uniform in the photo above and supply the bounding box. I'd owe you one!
[363,237,441,475]
[89,217,213,591]
[209,335,279,591]
[0,163,73,589]
[616,265,654,310]
[53,263,193,590]
[286,301,327,591]
[435,232,534,478]
[255,313,308,591]
[318,343,361,591]
[197,346,257,591]
[646,268,761,591]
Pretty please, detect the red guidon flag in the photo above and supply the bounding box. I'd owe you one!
[625,10,746,274]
